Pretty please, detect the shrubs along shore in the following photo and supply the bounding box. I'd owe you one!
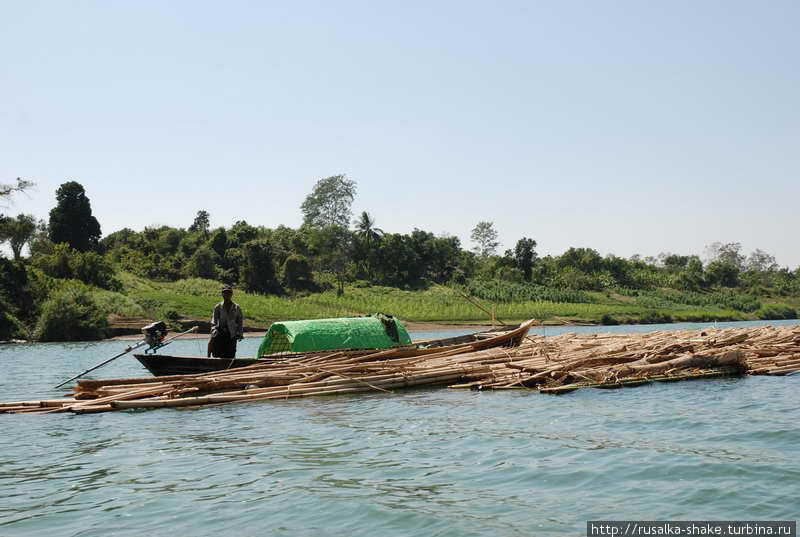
[3,272,797,343]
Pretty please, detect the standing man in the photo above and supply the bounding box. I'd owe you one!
[209,285,244,358]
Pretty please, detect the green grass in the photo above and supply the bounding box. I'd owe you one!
[115,273,752,326]
[462,279,595,304]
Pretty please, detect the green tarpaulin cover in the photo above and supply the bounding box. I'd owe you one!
[257,316,412,357]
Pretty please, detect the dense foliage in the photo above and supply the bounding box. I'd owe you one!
[2,178,800,341]
[0,214,36,260]
[34,287,108,342]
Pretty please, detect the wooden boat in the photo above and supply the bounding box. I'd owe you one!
[134,319,536,377]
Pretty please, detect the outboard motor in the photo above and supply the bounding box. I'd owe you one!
[142,321,169,353]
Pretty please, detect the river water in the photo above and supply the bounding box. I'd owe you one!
[2,320,799,536]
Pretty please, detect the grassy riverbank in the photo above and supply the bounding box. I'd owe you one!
[115,272,799,328]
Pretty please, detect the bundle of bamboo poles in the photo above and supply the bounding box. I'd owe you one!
[3,324,799,415]
[452,324,800,393]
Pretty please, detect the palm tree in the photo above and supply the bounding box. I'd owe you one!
[355,211,383,248]
[353,211,383,279]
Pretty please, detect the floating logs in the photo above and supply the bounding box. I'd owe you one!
[3,324,800,414]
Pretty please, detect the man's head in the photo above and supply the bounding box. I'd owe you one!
[221,285,233,300]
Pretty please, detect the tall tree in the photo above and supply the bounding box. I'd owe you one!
[0,214,37,260]
[189,210,211,235]
[227,220,259,248]
[676,257,705,291]
[240,240,282,294]
[746,249,778,272]
[470,221,499,258]
[513,237,538,282]
[306,225,354,295]
[354,211,383,248]
[705,260,739,287]
[28,219,53,257]
[704,242,745,270]
[48,181,102,252]
[282,254,316,292]
[301,175,357,228]
[185,246,219,280]
[354,211,383,279]
[208,228,229,258]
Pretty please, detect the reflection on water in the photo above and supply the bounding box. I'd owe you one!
[1,320,800,536]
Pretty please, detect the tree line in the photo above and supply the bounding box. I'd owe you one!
[2,175,800,339]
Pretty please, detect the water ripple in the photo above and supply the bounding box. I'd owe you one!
[2,334,800,536]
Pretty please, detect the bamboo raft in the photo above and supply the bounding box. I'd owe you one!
[3,324,799,415]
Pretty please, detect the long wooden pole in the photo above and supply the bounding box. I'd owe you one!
[54,326,199,388]
[454,288,507,326]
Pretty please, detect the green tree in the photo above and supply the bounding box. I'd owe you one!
[34,287,108,341]
[676,257,705,291]
[705,260,739,287]
[185,245,219,279]
[208,228,229,258]
[470,221,499,258]
[268,225,308,264]
[0,307,25,340]
[48,181,102,252]
[372,233,417,286]
[705,242,745,270]
[33,242,73,279]
[156,227,185,256]
[0,214,36,260]
[420,234,462,284]
[661,253,692,271]
[33,243,120,290]
[189,210,211,235]
[305,226,354,295]
[100,227,138,251]
[354,211,383,247]
[178,233,204,258]
[513,237,538,282]
[227,220,260,248]
[282,254,316,292]
[353,211,383,279]
[558,247,603,273]
[301,175,357,228]
[0,257,33,333]
[240,240,282,294]
[28,219,53,257]
[745,249,778,272]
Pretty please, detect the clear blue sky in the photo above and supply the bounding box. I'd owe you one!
[1,1,798,267]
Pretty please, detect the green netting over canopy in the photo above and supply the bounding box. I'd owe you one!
[257,316,412,357]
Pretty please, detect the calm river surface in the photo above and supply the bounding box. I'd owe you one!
[2,320,799,536]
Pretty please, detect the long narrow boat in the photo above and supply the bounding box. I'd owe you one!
[134,320,536,377]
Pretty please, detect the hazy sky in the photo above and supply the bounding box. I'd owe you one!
[2,1,798,267]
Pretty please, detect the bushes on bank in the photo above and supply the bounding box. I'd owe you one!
[0,309,25,340]
[34,288,108,341]
[33,243,120,290]
[638,310,673,324]
[600,314,620,325]
[756,304,798,320]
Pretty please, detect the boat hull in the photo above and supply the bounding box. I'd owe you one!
[135,355,262,376]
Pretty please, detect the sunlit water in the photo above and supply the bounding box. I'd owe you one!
[2,320,799,536]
